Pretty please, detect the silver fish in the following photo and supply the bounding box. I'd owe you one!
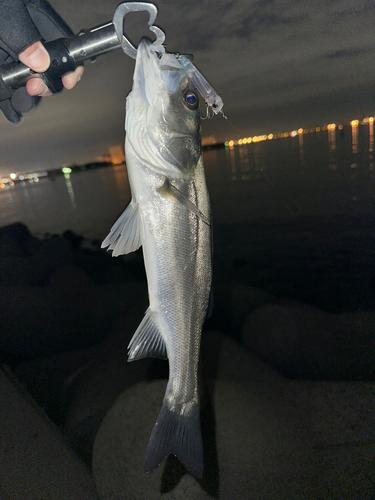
[102,37,222,478]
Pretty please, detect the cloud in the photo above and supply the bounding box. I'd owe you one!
[325,47,373,59]
[0,0,374,175]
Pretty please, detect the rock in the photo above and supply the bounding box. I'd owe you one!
[92,379,316,500]
[289,379,375,447]
[0,236,74,287]
[30,236,75,285]
[0,232,24,257]
[49,264,95,291]
[0,368,98,500]
[0,282,146,359]
[207,284,274,337]
[92,333,310,499]
[0,222,40,256]
[0,286,103,358]
[242,302,375,380]
[101,265,136,284]
[63,229,84,249]
[0,256,38,286]
[14,344,101,424]
[74,248,139,284]
[92,333,375,499]
[62,293,151,464]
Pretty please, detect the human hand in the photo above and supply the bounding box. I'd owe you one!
[18,40,84,97]
[0,0,82,124]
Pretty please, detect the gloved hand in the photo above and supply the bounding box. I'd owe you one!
[0,0,81,124]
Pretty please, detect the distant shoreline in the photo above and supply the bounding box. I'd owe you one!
[1,143,228,188]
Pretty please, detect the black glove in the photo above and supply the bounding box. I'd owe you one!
[0,0,73,124]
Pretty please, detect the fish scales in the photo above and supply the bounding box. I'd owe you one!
[102,37,213,478]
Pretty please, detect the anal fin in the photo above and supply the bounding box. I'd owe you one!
[101,199,142,256]
[128,309,167,361]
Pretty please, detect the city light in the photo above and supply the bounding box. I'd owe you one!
[62,167,72,174]
[226,116,374,147]
[10,173,16,179]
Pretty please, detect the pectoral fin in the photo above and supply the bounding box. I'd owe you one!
[101,199,142,256]
[157,178,211,226]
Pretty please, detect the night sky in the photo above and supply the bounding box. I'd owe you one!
[0,0,374,175]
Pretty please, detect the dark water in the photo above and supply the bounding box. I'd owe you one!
[1,125,374,312]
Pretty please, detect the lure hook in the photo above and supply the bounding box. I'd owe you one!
[113,2,165,59]
[201,104,215,120]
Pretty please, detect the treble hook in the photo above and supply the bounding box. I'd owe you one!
[113,2,166,59]
[201,104,215,120]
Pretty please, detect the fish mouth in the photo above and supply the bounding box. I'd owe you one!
[134,38,161,107]
[134,38,187,109]
[138,38,182,70]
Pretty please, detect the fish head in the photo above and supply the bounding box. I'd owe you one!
[126,38,202,177]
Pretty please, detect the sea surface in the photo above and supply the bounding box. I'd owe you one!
[1,124,375,312]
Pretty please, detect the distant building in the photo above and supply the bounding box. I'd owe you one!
[109,145,125,165]
[201,135,218,146]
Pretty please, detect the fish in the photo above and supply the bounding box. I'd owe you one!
[102,37,223,478]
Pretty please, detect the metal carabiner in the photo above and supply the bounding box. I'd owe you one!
[112,2,165,59]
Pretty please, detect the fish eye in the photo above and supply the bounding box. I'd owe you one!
[184,91,199,110]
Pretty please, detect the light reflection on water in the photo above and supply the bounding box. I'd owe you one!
[64,173,76,211]
[328,127,336,153]
[298,132,305,166]
[369,120,374,153]
[351,121,359,154]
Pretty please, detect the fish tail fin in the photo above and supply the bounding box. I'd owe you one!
[144,401,203,478]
